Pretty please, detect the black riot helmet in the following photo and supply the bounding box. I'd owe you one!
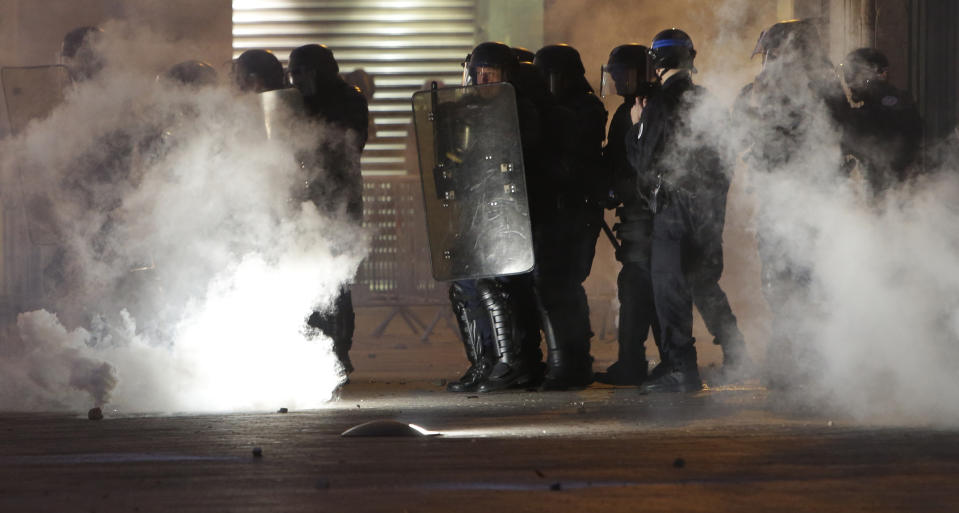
[601,44,654,99]
[649,29,697,74]
[533,44,592,97]
[513,61,549,104]
[511,46,535,64]
[841,47,889,95]
[752,19,824,68]
[232,49,284,93]
[163,60,218,88]
[61,26,105,82]
[466,42,517,85]
[288,44,340,96]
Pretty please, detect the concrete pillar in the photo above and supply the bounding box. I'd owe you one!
[475,0,544,51]
[827,0,877,65]
[778,0,796,20]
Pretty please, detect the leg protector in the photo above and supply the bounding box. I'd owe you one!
[476,278,532,392]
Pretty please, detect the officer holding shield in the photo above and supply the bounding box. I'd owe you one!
[415,42,543,393]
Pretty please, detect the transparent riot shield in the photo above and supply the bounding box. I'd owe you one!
[258,88,306,140]
[1,65,69,136]
[411,82,534,281]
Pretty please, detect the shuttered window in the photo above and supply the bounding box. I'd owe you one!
[232,0,477,175]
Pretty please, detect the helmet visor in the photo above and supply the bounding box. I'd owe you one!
[600,64,638,98]
[468,65,504,86]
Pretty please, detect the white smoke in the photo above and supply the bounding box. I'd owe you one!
[0,22,367,413]
[684,5,959,423]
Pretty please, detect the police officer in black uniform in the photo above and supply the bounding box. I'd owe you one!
[443,42,544,393]
[287,44,369,377]
[594,44,660,385]
[734,19,846,388]
[625,29,728,393]
[530,44,606,389]
[232,49,285,94]
[839,48,923,195]
[164,60,218,88]
[445,49,554,393]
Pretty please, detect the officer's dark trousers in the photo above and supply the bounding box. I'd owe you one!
[532,209,595,365]
[755,209,817,386]
[617,262,658,370]
[650,192,698,369]
[686,191,742,345]
[614,203,660,371]
[308,286,355,371]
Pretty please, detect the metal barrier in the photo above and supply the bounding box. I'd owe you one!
[355,175,453,340]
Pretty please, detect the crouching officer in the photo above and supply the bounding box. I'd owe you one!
[839,47,923,196]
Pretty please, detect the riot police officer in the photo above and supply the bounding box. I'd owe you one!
[839,48,923,195]
[734,19,845,388]
[164,60,218,88]
[625,29,729,393]
[531,44,607,389]
[442,42,544,393]
[287,44,369,377]
[232,49,285,94]
[594,44,660,386]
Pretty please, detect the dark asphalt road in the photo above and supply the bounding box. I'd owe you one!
[2,381,958,512]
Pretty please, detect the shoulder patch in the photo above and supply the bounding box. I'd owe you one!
[881,95,899,107]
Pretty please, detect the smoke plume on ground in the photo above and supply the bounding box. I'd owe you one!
[548,0,959,424]
[686,6,959,424]
[0,22,367,413]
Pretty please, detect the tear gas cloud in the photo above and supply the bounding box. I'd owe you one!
[0,21,368,413]
[549,0,959,424]
[678,1,959,422]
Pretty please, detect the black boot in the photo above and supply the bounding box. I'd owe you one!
[476,280,532,393]
[716,333,754,383]
[639,358,702,394]
[540,311,593,390]
[446,290,492,393]
[447,358,492,392]
[594,360,647,386]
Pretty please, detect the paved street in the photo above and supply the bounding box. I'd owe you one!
[1,307,957,512]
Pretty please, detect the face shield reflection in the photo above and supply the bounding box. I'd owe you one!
[460,56,470,86]
[472,66,503,86]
